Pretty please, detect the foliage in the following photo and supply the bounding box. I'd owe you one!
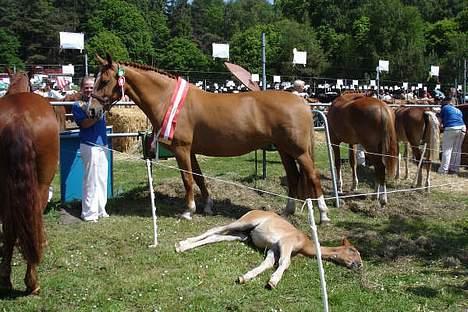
[86,31,130,66]
[158,37,210,71]
[0,28,24,68]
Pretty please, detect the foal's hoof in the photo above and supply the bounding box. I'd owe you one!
[236,276,245,284]
[266,281,276,290]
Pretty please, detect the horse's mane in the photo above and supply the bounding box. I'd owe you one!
[119,61,177,79]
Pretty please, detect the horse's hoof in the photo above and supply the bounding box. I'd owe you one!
[180,212,193,220]
[27,286,40,295]
[320,219,331,226]
[204,198,214,215]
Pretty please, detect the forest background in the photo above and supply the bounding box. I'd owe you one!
[0,0,467,86]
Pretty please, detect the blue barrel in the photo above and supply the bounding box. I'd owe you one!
[60,127,114,203]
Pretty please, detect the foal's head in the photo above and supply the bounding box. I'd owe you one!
[333,238,363,269]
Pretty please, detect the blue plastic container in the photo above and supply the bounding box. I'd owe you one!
[60,127,114,203]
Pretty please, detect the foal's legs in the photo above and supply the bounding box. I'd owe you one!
[176,233,248,253]
[268,241,294,288]
[174,147,196,220]
[190,153,213,214]
[238,248,276,284]
[296,153,330,224]
[278,151,299,215]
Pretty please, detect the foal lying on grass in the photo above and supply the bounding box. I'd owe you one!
[175,210,363,288]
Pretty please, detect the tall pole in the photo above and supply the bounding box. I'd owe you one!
[262,32,267,179]
[84,53,89,76]
[464,58,466,104]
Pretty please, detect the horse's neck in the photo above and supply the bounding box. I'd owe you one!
[125,68,175,129]
[300,239,343,260]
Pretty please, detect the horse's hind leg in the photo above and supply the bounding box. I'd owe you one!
[0,224,15,291]
[174,148,196,220]
[190,153,213,215]
[278,151,299,215]
[349,144,358,191]
[296,153,330,224]
[370,155,388,206]
[25,263,40,295]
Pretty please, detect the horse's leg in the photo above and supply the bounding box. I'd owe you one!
[238,248,276,284]
[174,147,196,220]
[370,154,388,206]
[0,224,15,291]
[176,233,248,253]
[24,263,40,295]
[349,144,358,191]
[332,143,343,193]
[190,153,213,215]
[278,151,299,215]
[296,153,330,224]
[396,142,401,180]
[267,241,293,289]
[404,142,410,180]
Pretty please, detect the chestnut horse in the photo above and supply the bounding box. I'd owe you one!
[92,54,330,223]
[327,93,398,205]
[5,68,67,131]
[0,92,59,294]
[394,107,440,189]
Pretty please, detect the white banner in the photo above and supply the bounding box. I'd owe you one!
[292,48,307,65]
[62,64,75,75]
[336,79,343,86]
[403,82,408,90]
[212,43,229,59]
[251,74,260,82]
[378,60,389,71]
[370,80,376,87]
[430,65,439,76]
[352,80,358,86]
[417,83,423,89]
[59,32,84,50]
[273,75,281,83]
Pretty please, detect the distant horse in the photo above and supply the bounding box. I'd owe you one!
[92,54,330,223]
[327,93,398,205]
[394,107,440,188]
[0,92,59,294]
[5,68,67,131]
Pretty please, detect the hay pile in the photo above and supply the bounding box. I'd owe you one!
[106,107,149,152]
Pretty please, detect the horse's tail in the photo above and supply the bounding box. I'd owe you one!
[297,117,319,199]
[423,111,440,161]
[381,105,398,178]
[0,118,44,264]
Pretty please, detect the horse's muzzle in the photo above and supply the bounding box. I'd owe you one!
[91,94,112,111]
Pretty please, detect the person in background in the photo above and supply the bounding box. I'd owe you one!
[437,94,466,174]
[292,79,308,98]
[71,76,109,222]
[44,80,64,99]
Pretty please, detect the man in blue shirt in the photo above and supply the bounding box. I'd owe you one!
[438,95,466,174]
[71,76,109,221]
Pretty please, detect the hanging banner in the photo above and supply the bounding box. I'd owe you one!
[212,43,230,59]
[251,74,260,82]
[430,66,439,76]
[59,32,84,50]
[378,60,389,72]
[273,75,281,83]
[62,64,75,75]
[292,48,307,65]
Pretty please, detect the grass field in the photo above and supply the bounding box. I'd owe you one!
[1,141,467,312]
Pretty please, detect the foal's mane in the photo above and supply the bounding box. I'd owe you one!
[119,61,177,79]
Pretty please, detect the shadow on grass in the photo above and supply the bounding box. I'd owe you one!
[68,185,252,221]
[336,215,467,265]
[0,288,30,299]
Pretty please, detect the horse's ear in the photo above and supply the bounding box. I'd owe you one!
[342,237,351,246]
[96,54,107,65]
[105,53,113,66]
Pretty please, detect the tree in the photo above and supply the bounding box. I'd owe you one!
[86,0,154,63]
[86,31,130,65]
[158,37,210,71]
[167,0,193,39]
[0,28,24,68]
[191,0,225,52]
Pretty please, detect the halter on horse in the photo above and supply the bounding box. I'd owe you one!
[327,93,398,206]
[92,53,330,223]
[394,107,440,189]
[0,92,59,294]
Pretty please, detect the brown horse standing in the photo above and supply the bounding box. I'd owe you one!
[327,94,398,205]
[92,54,330,223]
[0,92,59,294]
[5,68,67,131]
[394,107,440,188]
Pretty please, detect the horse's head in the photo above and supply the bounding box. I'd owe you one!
[5,68,31,95]
[333,238,363,270]
[92,53,123,111]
